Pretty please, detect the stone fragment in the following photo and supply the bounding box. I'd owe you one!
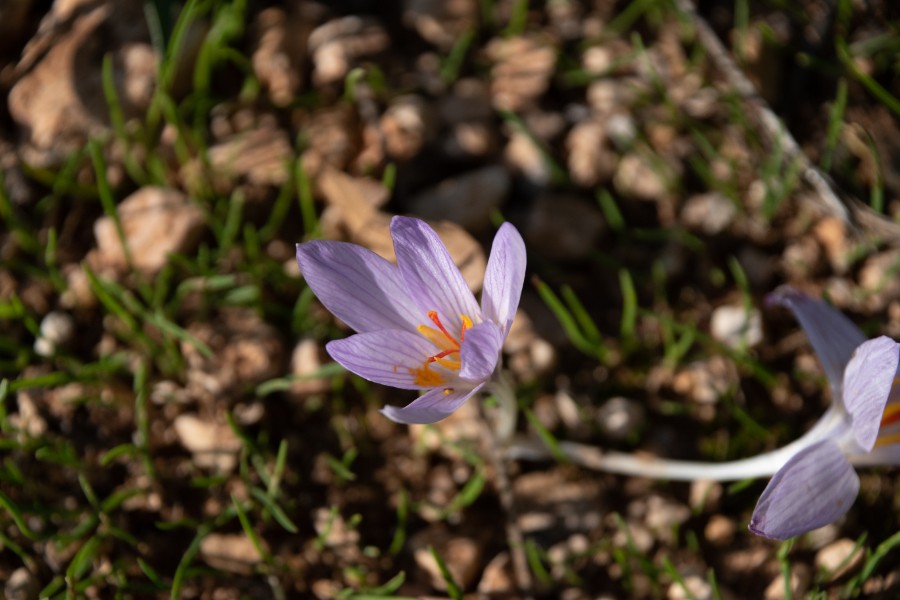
[199,533,265,575]
[478,552,514,595]
[566,120,618,187]
[92,187,205,275]
[407,165,509,231]
[403,0,478,50]
[308,16,389,86]
[710,304,763,349]
[33,311,75,357]
[205,124,293,188]
[4,566,39,600]
[860,249,900,311]
[763,565,809,600]
[704,515,736,546]
[667,572,713,600]
[487,35,556,111]
[251,7,308,106]
[681,192,737,235]
[614,152,672,201]
[813,217,851,274]
[173,414,242,473]
[410,529,482,591]
[381,95,437,160]
[689,480,723,512]
[815,538,864,582]
[596,397,644,441]
[8,2,154,166]
[290,338,331,397]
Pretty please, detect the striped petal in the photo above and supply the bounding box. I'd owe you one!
[749,439,859,540]
[326,330,445,390]
[390,216,481,338]
[459,321,504,383]
[381,384,484,424]
[296,241,421,333]
[842,336,900,451]
[482,222,526,332]
[767,286,865,400]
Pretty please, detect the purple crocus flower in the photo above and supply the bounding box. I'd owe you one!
[749,287,900,540]
[295,216,526,425]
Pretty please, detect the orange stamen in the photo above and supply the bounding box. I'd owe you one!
[882,402,900,428]
[427,311,458,346]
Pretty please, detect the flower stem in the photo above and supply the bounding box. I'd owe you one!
[507,407,845,481]
[481,371,533,598]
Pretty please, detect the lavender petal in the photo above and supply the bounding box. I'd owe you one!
[482,222,527,332]
[390,216,481,337]
[381,384,483,424]
[296,241,422,333]
[326,330,442,390]
[459,321,504,382]
[749,439,859,540]
[767,286,866,399]
[843,336,900,451]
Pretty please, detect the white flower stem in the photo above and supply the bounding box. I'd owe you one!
[480,371,533,599]
[488,371,519,444]
[507,406,846,481]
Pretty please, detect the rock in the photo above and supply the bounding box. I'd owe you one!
[173,414,242,473]
[308,16,389,86]
[689,480,722,513]
[313,506,360,549]
[523,193,605,261]
[566,119,618,187]
[673,357,739,407]
[815,538,864,581]
[644,494,690,536]
[614,151,672,201]
[290,338,331,397]
[199,533,265,575]
[92,187,205,275]
[710,304,763,349]
[667,572,713,600]
[860,249,900,311]
[12,389,47,440]
[381,95,437,160]
[204,123,294,188]
[515,471,605,534]
[813,217,851,274]
[763,565,809,600]
[596,397,644,441]
[681,192,737,235]
[407,165,509,231]
[251,7,308,106]
[478,552,514,595]
[505,129,553,184]
[403,0,479,51]
[33,310,75,357]
[487,35,556,111]
[704,515,736,546]
[182,309,285,401]
[410,529,482,591]
[8,2,154,166]
[606,113,638,151]
[4,566,39,600]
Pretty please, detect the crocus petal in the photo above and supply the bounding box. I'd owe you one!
[459,321,504,382]
[326,330,445,390]
[482,222,526,332]
[390,216,481,336]
[749,439,859,540]
[767,286,865,399]
[381,384,484,424]
[843,336,900,451]
[296,241,421,333]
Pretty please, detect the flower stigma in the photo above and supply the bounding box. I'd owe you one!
[408,311,474,386]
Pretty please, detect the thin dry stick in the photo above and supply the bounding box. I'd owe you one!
[673,0,853,223]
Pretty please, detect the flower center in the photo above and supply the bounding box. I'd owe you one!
[408,311,473,387]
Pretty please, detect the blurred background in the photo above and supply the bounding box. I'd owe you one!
[2,0,900,597]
